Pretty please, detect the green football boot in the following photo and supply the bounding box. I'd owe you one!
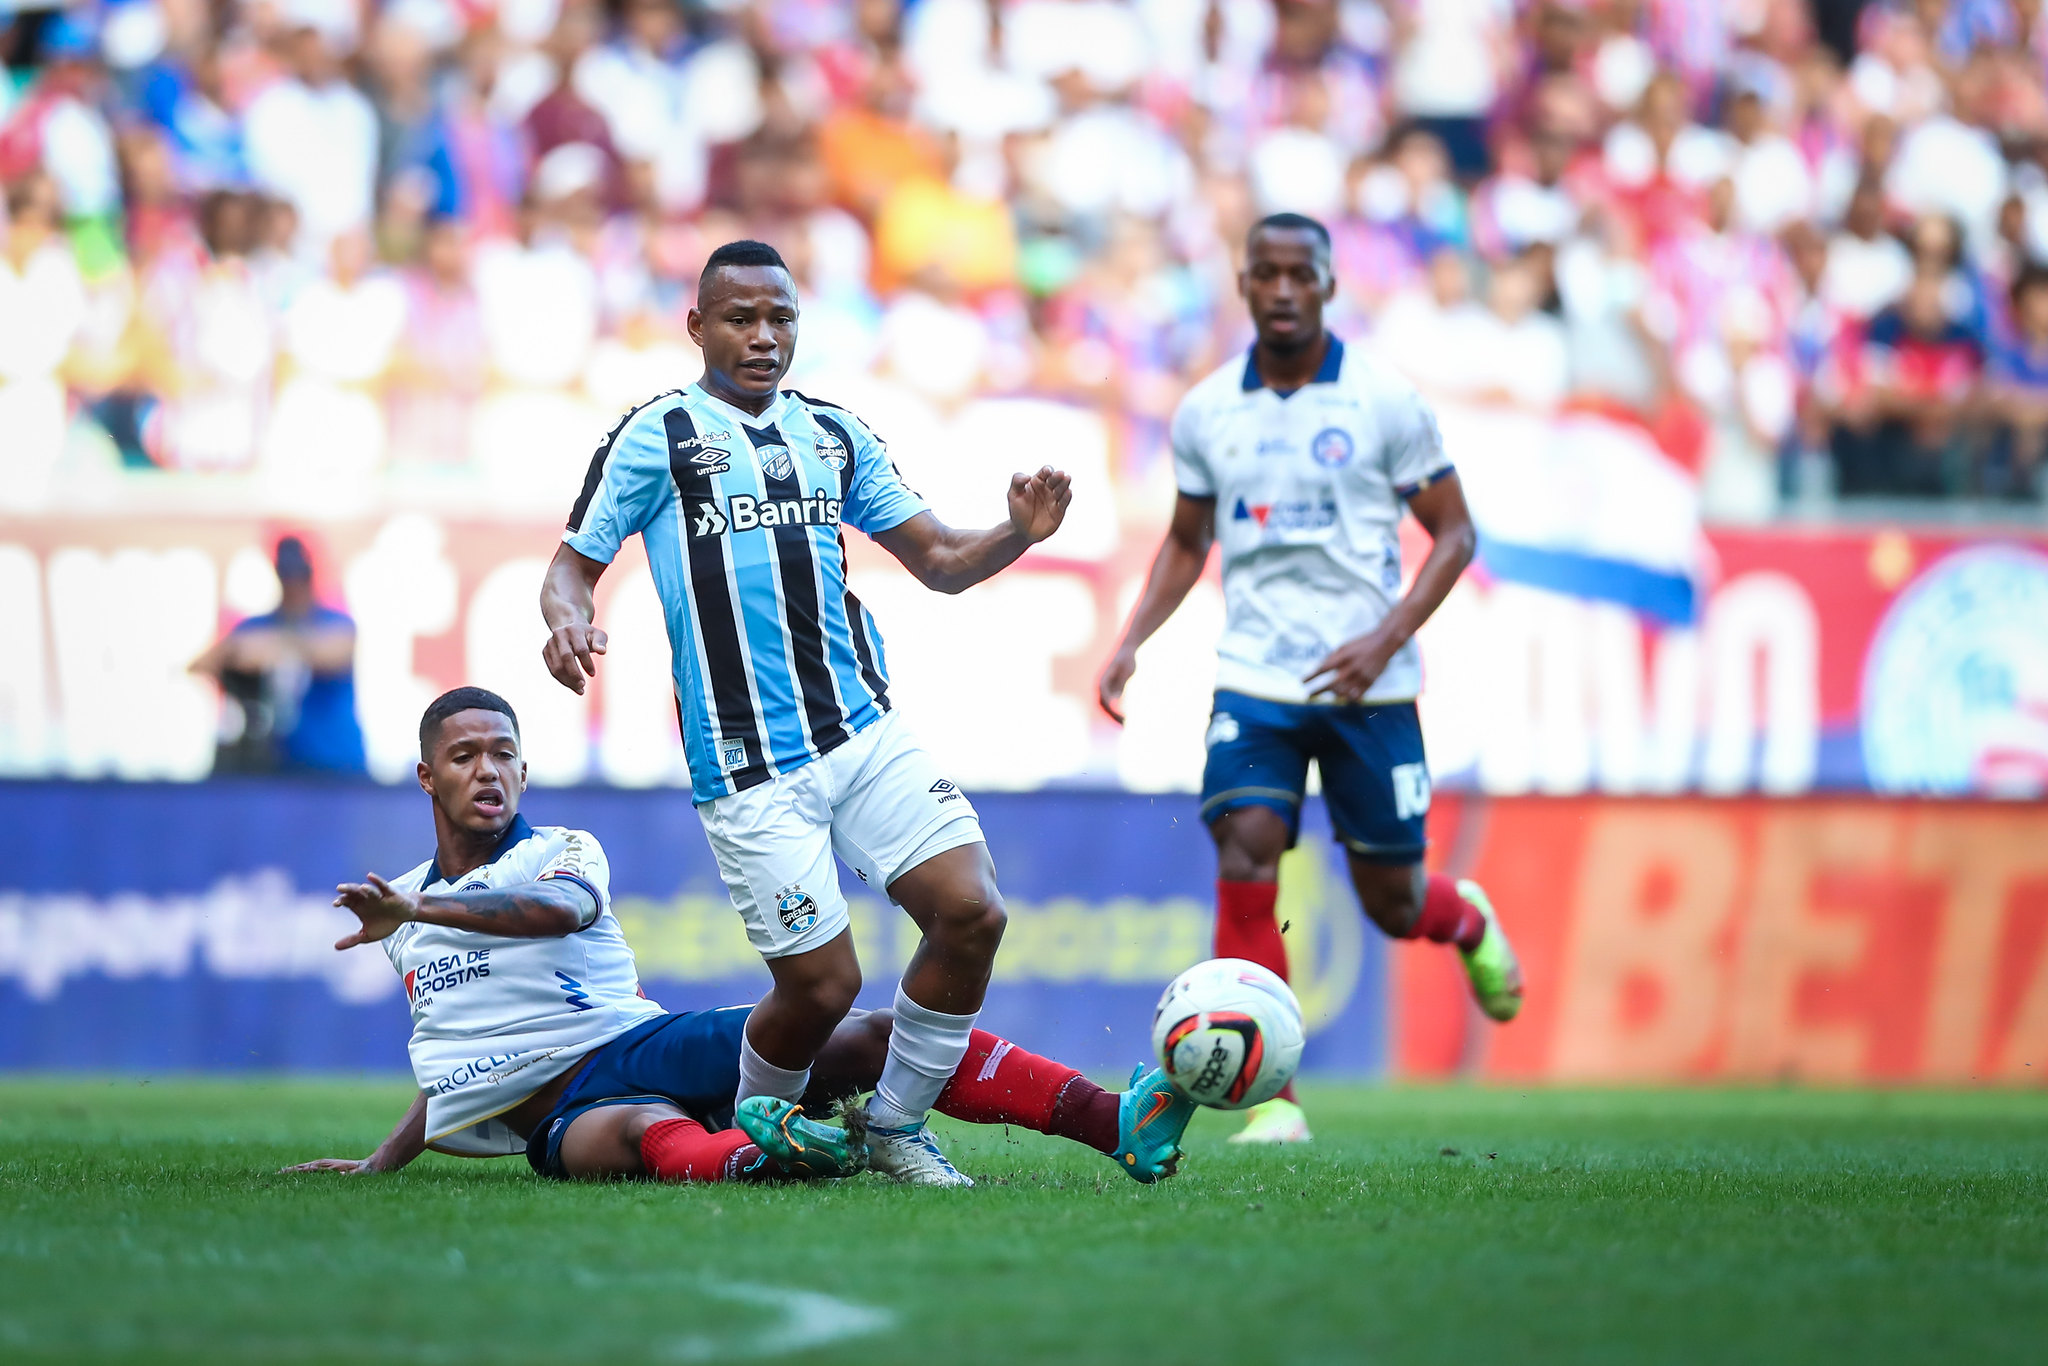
[1111,1065,1198,1184]
[734,1096,867,1180]
[1227,1097,1313,1145]
[1456,878,1524,1023]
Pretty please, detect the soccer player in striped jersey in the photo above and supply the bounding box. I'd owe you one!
[539,240,1074,1186]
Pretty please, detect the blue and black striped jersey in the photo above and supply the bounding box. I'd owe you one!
[563,383,927,801]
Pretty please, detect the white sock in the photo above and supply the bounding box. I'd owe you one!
[867,984,977,1131]
[736,1025,811,1106]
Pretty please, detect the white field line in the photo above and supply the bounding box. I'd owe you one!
[664,1280,897,1361]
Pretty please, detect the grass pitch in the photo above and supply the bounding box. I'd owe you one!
[1,1080,2044,1365]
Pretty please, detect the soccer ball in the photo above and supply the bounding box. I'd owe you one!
[1150,958,1305,1109]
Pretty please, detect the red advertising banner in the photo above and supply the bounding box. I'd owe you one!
[1397,795,2048,1083]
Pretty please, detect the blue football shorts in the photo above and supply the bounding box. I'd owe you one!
[525,1006,752,1179]
[1198,690,1432,865]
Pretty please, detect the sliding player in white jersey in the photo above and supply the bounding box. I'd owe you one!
[1099,214,1524,1146]
[284,688,1194,1185]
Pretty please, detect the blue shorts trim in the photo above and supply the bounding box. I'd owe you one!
[525,1006,752,1179]
[1199,690,1430,865]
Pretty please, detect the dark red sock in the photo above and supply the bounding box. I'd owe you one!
[933,1029,1122,1154]
[1048,1076,1121,1155]
[1410,874,1486,952]
[1214,879,1287,976]
[639,1116,762,1183]
[1214,880,1298,1103]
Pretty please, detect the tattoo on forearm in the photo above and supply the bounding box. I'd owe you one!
[425,881,595,935]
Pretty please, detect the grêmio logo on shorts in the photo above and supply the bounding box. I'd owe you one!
[774,883,820,934]
[690,491,844,538]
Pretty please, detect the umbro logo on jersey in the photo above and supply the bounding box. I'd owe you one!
[930,779,962,803]
[677,431,734,474]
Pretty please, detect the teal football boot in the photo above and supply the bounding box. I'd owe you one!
[734,1096,867,1179]
[1112,1065,1198,1184]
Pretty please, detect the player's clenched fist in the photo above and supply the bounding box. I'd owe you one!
[543,622,608,694]
[1007,465,1072,544]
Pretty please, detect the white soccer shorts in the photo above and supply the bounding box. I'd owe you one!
[695,710,986,959]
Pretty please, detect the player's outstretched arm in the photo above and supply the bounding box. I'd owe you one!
[280,1089,428,1175]
[333,873,596,947]
[1304,471,1477,703]
[1097,492,1216,723]
[540,544,610,695]
[871,465,1071,595]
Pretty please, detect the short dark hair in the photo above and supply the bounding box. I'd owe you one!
[1248,212,1332,255]
[419,687,520,759]
[699,239,789,298]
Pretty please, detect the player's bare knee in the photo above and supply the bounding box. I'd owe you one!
[975,896,1009,954]
[616,1106,663,1151]
[1215,842,1281,883]
[1212,827,1277,880]
[1212,809,1288,882]
[563,1102,679,1180]
[806,967,862,1019]
[775,947,862,1021]
[933,886,1006,959]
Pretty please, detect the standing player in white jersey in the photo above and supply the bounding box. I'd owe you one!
[536,240,1094,1186]
[1098,213,1524,1145]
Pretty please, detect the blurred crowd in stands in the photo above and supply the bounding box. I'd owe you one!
[4,0,2048,521]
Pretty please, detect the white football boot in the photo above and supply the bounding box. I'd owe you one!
[864,1121,975,1187]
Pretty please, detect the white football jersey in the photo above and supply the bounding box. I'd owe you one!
[380,815,663,1154]
[1170,338,1453,704]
